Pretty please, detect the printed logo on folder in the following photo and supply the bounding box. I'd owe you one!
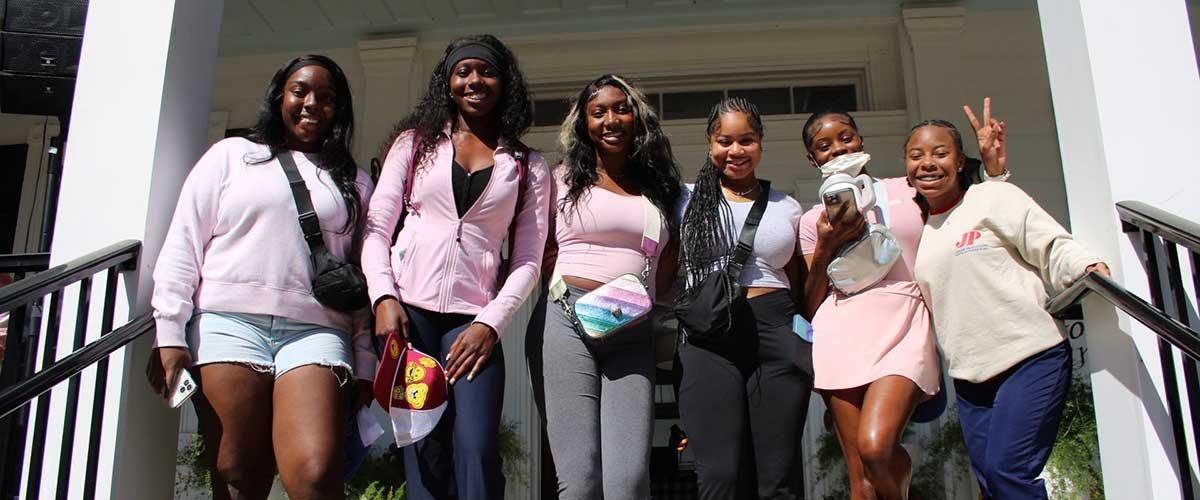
[373,333,448,447]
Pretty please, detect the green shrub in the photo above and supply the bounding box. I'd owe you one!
[357,481,406,500]
[810,377,1105,499]
[908,413,970,500]
[178,417,529,499]
[1046,376,1104,499]
[811,411,969,500]
[498,419,528,487]
[346,418,527,498]
[175,435,212,497]
[346,444,405,499]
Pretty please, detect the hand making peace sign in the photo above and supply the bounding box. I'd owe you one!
[963,97,1008,177]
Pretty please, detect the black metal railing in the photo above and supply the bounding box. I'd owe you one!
[0,240,147,500]
[0,252,50,282]
[1048,201,1200,499]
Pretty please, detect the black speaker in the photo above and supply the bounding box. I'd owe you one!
[0,0,86,115]
[1,0,87,36]
[1,31,80,75]
[0,72,72,115]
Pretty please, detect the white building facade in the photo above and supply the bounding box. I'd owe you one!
[1,0,1198,498]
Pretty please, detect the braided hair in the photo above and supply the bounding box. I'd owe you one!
[679,97,764,290]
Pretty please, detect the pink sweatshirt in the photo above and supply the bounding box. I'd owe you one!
[361,129,550,334]
[152,138,377,379]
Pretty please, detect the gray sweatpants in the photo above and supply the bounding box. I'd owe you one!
[526,284,655,500]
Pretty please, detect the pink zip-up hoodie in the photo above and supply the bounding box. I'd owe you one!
[362,128,550,334]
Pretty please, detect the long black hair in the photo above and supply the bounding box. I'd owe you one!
[246,54,361,233]
[557,74,681,227]
[679,97,764,289]
[378,34,533,166]
[905,119,980,219]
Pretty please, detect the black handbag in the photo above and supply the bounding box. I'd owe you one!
[278,151,370,312]
[674,180,770,341]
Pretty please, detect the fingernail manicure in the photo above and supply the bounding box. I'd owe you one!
[449,378,457,385]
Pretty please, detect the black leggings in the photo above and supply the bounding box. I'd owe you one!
[677,290,814,500]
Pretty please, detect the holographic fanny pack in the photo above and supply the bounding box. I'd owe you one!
[549,197,661,344]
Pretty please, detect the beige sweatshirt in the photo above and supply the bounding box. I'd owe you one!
[914,182,1101,383]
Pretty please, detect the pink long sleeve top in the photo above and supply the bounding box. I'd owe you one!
[361,128,551,334]
[151,138,377,379]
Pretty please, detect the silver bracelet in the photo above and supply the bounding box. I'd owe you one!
[980,163,1011,182]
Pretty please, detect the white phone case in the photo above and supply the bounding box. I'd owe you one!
[168,369,197,409]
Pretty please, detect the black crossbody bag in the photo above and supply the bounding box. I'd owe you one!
[674,180,770,341]
[278,152,370,312]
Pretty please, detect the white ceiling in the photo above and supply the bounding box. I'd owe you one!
[217,0,1036,55]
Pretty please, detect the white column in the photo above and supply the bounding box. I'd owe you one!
[1038,1,1200,498]
[356,36,419,164]
[901,6,967,129]
[29,1,224,499]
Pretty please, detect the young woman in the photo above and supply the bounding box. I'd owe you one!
[907,120,1107,499]
[147,55,374,500]
[361,35,549,499]
[526,74,682,499]
[798,103,1009,500]
[676,97,811,499]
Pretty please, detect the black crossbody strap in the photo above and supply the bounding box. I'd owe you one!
[727,179,771,275]
[277,151,327,252]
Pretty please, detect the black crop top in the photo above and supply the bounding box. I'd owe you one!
[451,160,493,217]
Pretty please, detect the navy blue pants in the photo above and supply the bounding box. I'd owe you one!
[402,305,506,500]
[954,341,1072,499]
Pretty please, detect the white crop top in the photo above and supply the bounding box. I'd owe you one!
[676,184,803,289]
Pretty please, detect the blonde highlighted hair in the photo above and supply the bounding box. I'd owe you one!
[554,74,681,226]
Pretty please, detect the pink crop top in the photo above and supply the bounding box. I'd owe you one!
[550,170,670,292]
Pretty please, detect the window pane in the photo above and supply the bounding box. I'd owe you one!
[661,90,723,120]
[224,128,251,138]
[534,98,572,127]
[792,85,857,114]
[728,87,790,115]
[647,93,662,117]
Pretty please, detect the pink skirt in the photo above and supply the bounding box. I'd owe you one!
[811,280,940,397]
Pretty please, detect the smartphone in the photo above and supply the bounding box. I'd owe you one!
[823,188,859,224]
[168,368,197,409]
[793,315,813,343]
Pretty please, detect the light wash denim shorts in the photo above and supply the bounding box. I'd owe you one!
[187,310,353,381]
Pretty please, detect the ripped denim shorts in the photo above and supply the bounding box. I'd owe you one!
[187,310,352,382]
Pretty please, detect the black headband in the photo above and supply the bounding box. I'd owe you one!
[444,43,501,79]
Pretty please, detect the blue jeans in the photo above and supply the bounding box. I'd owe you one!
[954,341,1072,499]
[401,304,506,500]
